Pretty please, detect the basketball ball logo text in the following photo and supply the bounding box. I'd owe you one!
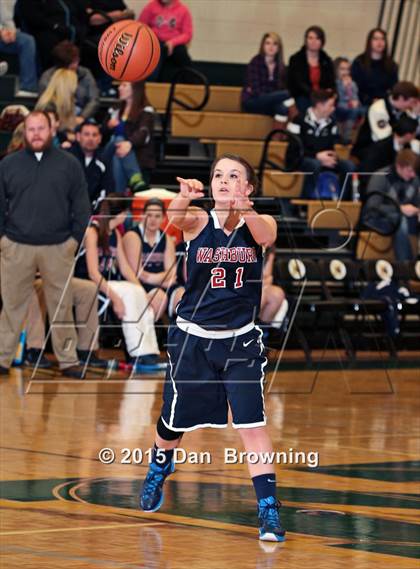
[110,32,133,71]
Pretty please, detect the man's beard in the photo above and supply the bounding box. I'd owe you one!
[25,134,53,152]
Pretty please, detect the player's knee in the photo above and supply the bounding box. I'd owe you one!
[237,425,266,442]
[272,286,285,304]
[157,416,183,441]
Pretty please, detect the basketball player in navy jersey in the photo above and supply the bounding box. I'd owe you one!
[140,154,286,542]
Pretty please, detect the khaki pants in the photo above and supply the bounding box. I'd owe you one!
[27,277,100,352]
[0,236,79,369]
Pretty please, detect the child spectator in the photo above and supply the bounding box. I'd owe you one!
[288,26,335,113]
[103,81,156,193]
[242,32,296,130]
[351,28,398,106]
[138,0,193,82]
[334,57,365,143]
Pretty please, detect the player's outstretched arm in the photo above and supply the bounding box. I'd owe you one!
[243,212,277,248]
[167,177,205,231]
[231,185,277,247]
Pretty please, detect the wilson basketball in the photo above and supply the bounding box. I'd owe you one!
[98,20,160,82]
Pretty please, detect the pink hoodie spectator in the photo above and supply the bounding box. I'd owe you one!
[138,0,193,48]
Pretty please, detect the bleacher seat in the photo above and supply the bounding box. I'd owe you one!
[171,110,273,140]
[146,83,242,113]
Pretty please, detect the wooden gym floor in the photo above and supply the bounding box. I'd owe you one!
[0,355,419,568]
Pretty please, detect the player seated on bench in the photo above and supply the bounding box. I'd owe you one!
[123,198,177,320]
[80,194,165,372]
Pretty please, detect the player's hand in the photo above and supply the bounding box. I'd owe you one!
[400,204,418,217]
[231,181,254,213]
[107,117,119,129]
[1,29,16,43]
[139,270,151,284]
[316,150,337,168]
[176,177,205,199]
[165,40,174,56]
[115,140,132,157]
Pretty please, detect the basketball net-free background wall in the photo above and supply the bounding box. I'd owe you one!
[129,0,382,65]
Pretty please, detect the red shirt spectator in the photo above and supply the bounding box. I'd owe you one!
[138,0,192,48]
[309,65,321,91]
[138,0,193,82]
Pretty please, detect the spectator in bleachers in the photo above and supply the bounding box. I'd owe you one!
[259,247,288,335]
[0,2,38,96]
[39,41,99,122]
[360,116,419,175]
[82,194,164,371]
[19,0,87,70]
[24,277,108,368]
[288,26,335,114]
[334,57,365,144]
[241,32,296,130]
[68,119,114,210]
[123,198,176,320]
[6,121,25,154]
[352,81,419,162]
[0,110,91,378]
[351,28,398,106]
[138,0,193,82]
[43,107,71,148]
[36,68,78,133]
[85,1,135,95]
[364,149,419,260]
[103,81,156,193]
[87,0,135,34]
[287,89,355,199]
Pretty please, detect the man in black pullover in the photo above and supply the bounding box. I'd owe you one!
[0,111,91,377]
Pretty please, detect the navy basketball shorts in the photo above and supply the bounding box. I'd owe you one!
[161,325,267,431]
